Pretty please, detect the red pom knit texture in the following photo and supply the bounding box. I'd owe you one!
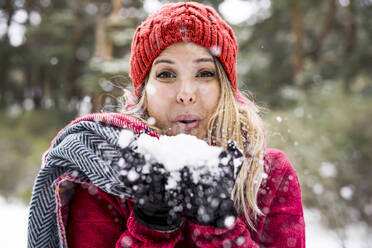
[129,2,239,96]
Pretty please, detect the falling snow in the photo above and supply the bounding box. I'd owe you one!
[147,117,156,125]
[313,183,324,195]
[318,162,337,178]
[127,169,140,182]
[340,185,353,200]
[118,130,135,148]
[224,215,236,228]
[146,83,157,95]
[209,45,221,57]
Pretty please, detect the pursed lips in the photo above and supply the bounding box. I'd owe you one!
[179,120,196,124]
[175,114,200,131]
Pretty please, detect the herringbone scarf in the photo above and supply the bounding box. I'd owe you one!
[27,113,158,248]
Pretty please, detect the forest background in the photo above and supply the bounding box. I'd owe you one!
[0,0,371,247]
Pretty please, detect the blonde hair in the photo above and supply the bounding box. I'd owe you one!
[121,58,265,230]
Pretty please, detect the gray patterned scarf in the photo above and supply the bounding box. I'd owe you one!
[27,113,157,248]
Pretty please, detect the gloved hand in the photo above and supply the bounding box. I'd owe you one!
[119,143,183,232]
[181,141,244,228]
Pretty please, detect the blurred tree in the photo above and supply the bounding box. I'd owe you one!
[1,0,370,112]
[0,0,97,110]
[79,0,145,112]
[265,82,372,242]
[217,0,372,241]
[234,0,372,106]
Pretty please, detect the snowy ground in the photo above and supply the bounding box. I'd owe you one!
[304,209,371,248]
[0,197,29,247]
[0,196,370,248]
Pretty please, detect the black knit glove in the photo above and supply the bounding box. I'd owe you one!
[119,144,183,232]
[181,141,244,228]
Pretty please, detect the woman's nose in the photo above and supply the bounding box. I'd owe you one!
[176,81,196,104]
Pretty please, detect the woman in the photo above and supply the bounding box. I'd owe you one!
[28,2,305,248]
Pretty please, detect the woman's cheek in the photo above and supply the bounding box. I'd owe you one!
[147,83,174,99]
[199,83,220,108]
[199,85,211,97]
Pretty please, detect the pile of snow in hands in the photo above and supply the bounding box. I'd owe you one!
[117,130,244,228]
[118,130,243,188]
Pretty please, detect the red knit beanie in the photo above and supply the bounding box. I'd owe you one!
[129,2,240,98]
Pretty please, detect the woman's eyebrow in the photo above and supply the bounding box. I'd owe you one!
[153,57,213,65]
[153,59,174,65]
[193,58,214,63]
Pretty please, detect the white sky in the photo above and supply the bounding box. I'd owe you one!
[143,0,271,25]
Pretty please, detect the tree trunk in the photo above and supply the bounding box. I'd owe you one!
[291,6,304,76]
[0,1,15,107]
[26,64,39,107]
[344,2,355,54]
[5,1,15,42]
[63,2,86,102]
[92,0,123,112]
[94,0,122,60]
[43,72,52,108]
[95,4,112,60]
[0,47,9,107]
[311,0,337,60]
[110,0,122,19]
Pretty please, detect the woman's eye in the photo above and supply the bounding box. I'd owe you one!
[197,70,215,78]
[156,71,175,78]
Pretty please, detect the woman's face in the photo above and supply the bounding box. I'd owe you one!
[146,42,220,139]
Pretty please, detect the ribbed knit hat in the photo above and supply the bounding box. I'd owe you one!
[129,2,239,97]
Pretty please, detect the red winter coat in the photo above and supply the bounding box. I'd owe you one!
[56,115,305,248]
